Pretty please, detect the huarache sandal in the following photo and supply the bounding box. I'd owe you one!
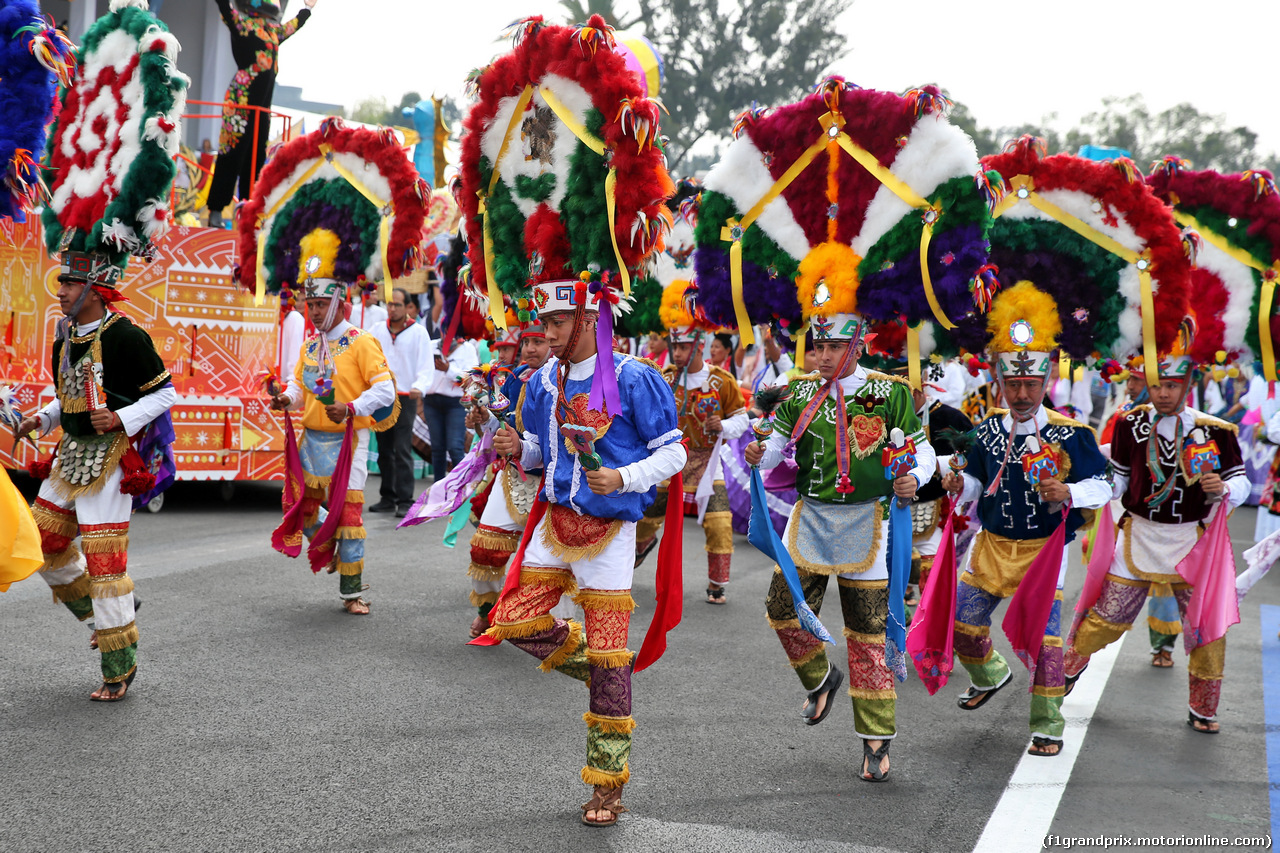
[469,613,490,639]
[342,597,371,615]
[957,672,1011,710]
[582,784,627,827]
[860,739,891,782]
[1187,713,1219,734]
[633,538,657,569]
[802,665,844,726]
[89,669,135,702]
[1151,649,1174,668]
[1028,736,1063,757]
[706,584,726,605]
[1063,664,1088,697]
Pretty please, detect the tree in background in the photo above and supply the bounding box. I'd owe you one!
[559,0,639,29]
[951,93,1279,174]
[634,0,852,170]
[349,95,389,125]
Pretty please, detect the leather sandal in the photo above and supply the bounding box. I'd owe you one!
[469,613,490,639]
[705,584,726,605]
[89,669,135,702]
[581,784,627,827]
[1028,736,1063,757]
[861,739,891,782]
[342,597,371,615]
[802,665,844,726]
[1063,664,1088,697]
[957,671,1011,710]
[1151,649,1173,668]
[1187,712,1219,734]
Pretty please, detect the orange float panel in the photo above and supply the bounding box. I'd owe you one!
[0,220,288,482]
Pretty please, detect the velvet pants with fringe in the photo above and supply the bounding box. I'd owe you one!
[1065,574,1224,720]
[765,569,896,740]
[954,579,1066,740]
[635,479,733,585]
[299,428,369,599]
[32,468,137,683]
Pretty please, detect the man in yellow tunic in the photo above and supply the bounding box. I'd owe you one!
[270,245,396,613]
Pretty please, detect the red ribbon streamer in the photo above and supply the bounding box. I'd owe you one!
[634,469,685,672]
[306,417,356,572]
[1001,509,1067,689]
[270,410,305,558]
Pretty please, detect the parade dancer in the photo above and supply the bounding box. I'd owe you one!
[457,15,680,825]
[634,280,748,603]
[937,138,1192,756]
[1065,339,1248,734]
[18,1,187,700]
[463,319,550,638]
[269,247,396,613]
[237,122,430,613]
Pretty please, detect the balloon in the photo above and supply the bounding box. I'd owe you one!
[614,33,664,98]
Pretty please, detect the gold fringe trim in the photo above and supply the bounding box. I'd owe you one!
[103,664,137,684]
[333,525,366,540]
[957,651,994,665]
[848,687,897,700]
[788,500,883,575]
[789,643,825,669]
[467,562,506,582]
[32,505,77,539]
[303,471,332,491]
[42,546,82,573]
[1188,638,1226,681]
[519,568,579,593]
[469,590,500,607]
[953,621,990,638]
[843,627,885,646]
[60,395,89,414]
[1148,617,1182,635]
[575,589,636,612]
[586,649,634,668]
[836,576,888,589]
[139,371,172,392]
[1103,571,1151,588]
[90,574,135,600]
[304,485,327,501]
[581,764,630,787]
[767,616,802,631]
[485,613,555,641]
[47,571,90,603]
[472,528,520,552]
[539,620,584,672]
[96,622,139,653]
[583,712,637,734]
[346,492,365,505]
[336,560,363,576]
[371,394,402,433]
[1032,685,1066,698]
[82,534,128,554]
[1042,636,1063,648]
[540,515,624,563]
[48,432,128,503]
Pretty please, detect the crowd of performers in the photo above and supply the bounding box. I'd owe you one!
[7,6,1280,833]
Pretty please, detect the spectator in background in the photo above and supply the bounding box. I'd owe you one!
[422,335,479,482]
[708,332,736,377]
[370,288,436,517]
[643,331,668,367]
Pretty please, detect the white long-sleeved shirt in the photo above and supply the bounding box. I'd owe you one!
[755,365,937,488]
[280,309,305,380]
[1049,373,1094,423]
[515,354,687,494]
[282,320,396,417]
[1108,406,1251,508]
[371,320,436,396]
[679,365,749,441]
[37,318,179,437]
[348,300,388,332]
[950,406,1111,510]
[426,339,480,398]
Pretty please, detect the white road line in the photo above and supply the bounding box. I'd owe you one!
[972,629,1127,853]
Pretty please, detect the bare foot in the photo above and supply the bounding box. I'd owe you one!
[89,630,98,650]
[469,614,489,638]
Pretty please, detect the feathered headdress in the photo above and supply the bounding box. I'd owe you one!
[622,177,703,338]
[1146,161,1280,381]
[0,2,73,223]
[40,0,188,279]
[948,138,1192,385]
[438,235,490,346]
[235,119,430,308]
[658,279,718,343]
[459,14,674,412]
[694,78,994,382]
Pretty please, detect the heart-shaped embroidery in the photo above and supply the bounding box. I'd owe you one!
[561,392,614,455]
[850,414,886,459]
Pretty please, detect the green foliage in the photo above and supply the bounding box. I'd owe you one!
[635,0,854,170]
[558,0,640,29]
[349,95,390,125]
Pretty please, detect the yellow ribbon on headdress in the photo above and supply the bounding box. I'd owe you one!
[1173,210,1280,382]
[254,155,328,306]
[720,110,956,348]
[479,85,534,330]
[994,175,1160,388]
[538,86,631,298]
[322,143,395,303]
[907,323,923,390]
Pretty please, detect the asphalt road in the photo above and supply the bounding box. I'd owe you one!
[0,474,1274,853]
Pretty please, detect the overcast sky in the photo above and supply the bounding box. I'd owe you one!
[276,0,1280,161]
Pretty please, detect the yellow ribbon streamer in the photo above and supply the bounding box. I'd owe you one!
[907,323,922,390]
[539,87,606,156]
[833,135,931,208]
[1174,210,1280,382]
[478,86,534,330]
[996,175,1164,385]
[604,168,630,295]
[726,234,752,347]
[255,231,268,307]
[379,217,393,303]
[793,322,808,372]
